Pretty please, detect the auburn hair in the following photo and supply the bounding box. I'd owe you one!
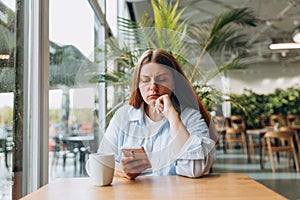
[128,49,217,141]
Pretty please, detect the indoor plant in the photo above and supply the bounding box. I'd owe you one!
[90,0,257,121]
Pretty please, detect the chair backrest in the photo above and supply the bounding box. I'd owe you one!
[213,116,229,130]
[259,115,270,127]
[269,115,286,126]
[286,114,300,126]
[230,115,246,130]
[279,126,294,132]
[264,130,294,140]
[226,127,240,135]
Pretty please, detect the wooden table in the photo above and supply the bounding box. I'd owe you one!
[21,174,286,200]
[247,129,269,169]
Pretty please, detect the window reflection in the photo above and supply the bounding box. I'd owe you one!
[0,0,16,199]
[49,0,103,180]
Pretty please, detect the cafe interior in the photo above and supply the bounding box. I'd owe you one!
[1,0,300,199]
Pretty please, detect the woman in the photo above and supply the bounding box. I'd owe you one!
[98,49,217,179]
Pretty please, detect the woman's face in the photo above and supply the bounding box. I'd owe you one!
[138,62,175,107]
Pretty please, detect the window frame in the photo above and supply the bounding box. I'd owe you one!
[22,0,50,195]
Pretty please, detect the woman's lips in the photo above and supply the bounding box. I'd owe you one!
[148,94,160,99]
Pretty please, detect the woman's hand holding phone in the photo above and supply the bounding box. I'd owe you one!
[121,147,151,180]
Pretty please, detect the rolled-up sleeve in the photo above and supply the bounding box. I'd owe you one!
[175,108,216,178]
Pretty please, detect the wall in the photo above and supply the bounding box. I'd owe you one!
[227,61,300,94]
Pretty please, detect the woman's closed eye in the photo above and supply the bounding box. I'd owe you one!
[156,76,168,82]
[140,76,168,84]
[140,77,151,84]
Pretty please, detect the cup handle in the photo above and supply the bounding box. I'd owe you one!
[85,158,91,177]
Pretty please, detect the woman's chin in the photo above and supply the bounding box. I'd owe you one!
[148,100,156,107]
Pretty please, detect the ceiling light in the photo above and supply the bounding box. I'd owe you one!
[293,27,300,43]
[269,43,300,50]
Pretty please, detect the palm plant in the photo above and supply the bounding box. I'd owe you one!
[90,0,257,116]
[188,7,257,82]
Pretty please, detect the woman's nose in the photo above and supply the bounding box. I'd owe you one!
[149,82,158,91]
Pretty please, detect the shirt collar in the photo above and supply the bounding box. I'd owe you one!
[127,103,145,125]
[127,103,168,126]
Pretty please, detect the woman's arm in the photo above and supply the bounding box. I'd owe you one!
[174,109,216,178]
[155,94,191,154]
[176,150,215,178]
[155,95,216,177]
[98,107,152,180]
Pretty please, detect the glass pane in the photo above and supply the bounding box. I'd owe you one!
[49,0,104,180]
[0,0,16,199]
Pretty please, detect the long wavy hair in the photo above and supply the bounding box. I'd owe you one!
[128,49,217,142]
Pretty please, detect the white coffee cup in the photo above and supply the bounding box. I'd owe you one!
[86,153,115,186]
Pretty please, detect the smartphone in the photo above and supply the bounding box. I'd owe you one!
[121,146,149,160]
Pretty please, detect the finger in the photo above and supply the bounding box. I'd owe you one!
[123,159,150,173]
[149,100,156,108]
[121,156,134,163]
[155,104,163,114]
[162,94,172,106]
[156,106,165,115]
[122,159,140,172]
[127,164,150,174]
[127,159,149,169]
[137,162,152,172]
[155,98,164,113]
[157,96,165,105]
[123,172,140,180]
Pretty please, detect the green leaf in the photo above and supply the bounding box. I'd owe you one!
[205,58,245,82]
[211,8,257,36]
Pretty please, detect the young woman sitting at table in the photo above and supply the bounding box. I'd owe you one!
[98,49,217,179]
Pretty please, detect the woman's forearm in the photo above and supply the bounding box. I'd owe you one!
[168,112,190,155]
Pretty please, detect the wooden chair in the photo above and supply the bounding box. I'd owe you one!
[262,130,299,173]
[269,115,287,127]
[225,116,248,154]
[279,126,300,158]
[248,134,261,164]
[213,116,229,153]
[286,114,300,126]
[247,115,271,163]
[259,115,270,127]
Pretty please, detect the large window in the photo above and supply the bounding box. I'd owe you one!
[0,0,124,199]
[48,0,106,180]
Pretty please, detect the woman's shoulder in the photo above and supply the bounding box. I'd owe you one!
[114,104,133,117]
[113,104,142,121]
[181,107,202,119]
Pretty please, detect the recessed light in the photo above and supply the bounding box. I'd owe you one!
[269,43,300,50]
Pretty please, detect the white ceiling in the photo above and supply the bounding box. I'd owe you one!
[128,0,300,64]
